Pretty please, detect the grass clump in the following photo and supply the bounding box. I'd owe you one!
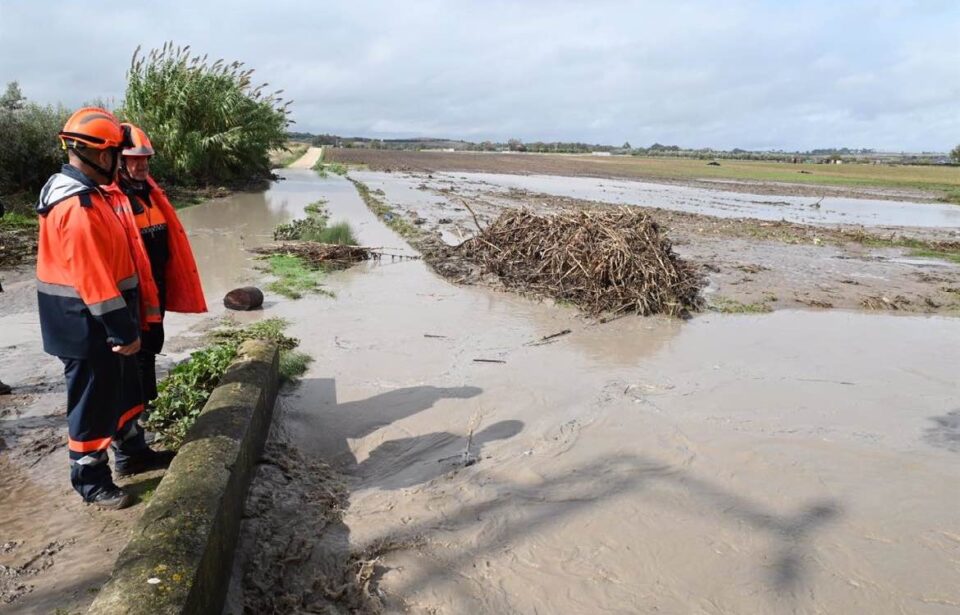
[273,217,327,241]
[146,318,311,448]
[0,211,37,229]
[311,221,358,245]
[304,198,328,216]
[266,198,359,297]
[909,248,960,264]
[266,254,330,299]
[312,159,349,177]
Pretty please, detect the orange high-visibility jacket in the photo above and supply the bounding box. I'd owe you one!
[145,176,207,313]
[36,165,160,359]
[102,183,163,322]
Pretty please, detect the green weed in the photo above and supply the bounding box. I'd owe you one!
[304,198,328,217]
[307,221,358,245]
[147,318,310,448]
[0,211,37,229]
[909,248,960,264]
[145,343,238,448]
[280,350,313,380]
[266,254,327,299]
[312,159,348,177]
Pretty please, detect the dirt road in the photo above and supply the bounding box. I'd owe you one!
[288,146,324,170]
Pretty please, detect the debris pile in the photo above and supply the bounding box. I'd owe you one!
[252,242,375,268]
[456,208,704,317]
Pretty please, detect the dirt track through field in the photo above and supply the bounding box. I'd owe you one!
[288,146,324,170]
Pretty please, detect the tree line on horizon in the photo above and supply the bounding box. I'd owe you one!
[288,131,959,165]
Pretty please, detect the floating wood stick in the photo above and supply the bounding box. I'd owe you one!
[525,329,572,346]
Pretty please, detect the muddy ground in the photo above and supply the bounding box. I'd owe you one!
[349,170,960,316]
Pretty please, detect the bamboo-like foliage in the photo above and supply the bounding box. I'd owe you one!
[120,43,292,186]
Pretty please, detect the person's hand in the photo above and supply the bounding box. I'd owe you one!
[112,338,141,355]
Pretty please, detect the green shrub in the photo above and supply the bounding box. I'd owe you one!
[0,82,70,196]
[120,43,290,187]
[146,318,308,447]
[273,217,327,241]
[145,343,238,447]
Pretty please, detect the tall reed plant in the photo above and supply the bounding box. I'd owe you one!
[121,42,291,187]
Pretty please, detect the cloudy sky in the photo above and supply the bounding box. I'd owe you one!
[1,0,958,151]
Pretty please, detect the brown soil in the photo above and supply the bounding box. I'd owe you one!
[328,149,942,202]
[224,433,395,614]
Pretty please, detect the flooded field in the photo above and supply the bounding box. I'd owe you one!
[226,169,960,614]
[416,171,960,229]
[2,166,958,613]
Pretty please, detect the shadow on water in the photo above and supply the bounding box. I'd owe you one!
[354,419,525,490]
[285,378,484,470]
[279,378,842,607]
[360,452,842,603]
[924,409,960,453]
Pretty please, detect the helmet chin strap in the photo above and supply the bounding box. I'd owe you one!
[73,147,119,183]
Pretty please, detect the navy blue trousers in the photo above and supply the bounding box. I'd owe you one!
[62,348,149,499]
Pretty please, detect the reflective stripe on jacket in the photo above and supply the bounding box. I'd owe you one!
[36,166,143,358]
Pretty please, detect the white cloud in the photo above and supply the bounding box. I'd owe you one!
[0,0,957,150]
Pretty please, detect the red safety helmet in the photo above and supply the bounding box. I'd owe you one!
[120,123,155,157]
[59,107,126,151]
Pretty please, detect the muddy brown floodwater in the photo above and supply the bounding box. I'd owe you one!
[224,167,960,614]
[2,161,958,614]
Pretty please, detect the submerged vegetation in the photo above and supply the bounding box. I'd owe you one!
[265,199,360,298]
[145,318,310,448]
[349,177,421,239]
[312,159,349,177]
[121,42,291,187]
[266,254,331,299]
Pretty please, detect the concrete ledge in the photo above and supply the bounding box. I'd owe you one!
[88,340,280,615]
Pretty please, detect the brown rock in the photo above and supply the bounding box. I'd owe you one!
[223,287,264,311]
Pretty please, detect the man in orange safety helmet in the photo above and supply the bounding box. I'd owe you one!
[117,123,207,405]
[36,107,172,509]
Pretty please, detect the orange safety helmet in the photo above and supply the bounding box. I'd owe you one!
[120,123,155,157]
[59,107,127,151]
